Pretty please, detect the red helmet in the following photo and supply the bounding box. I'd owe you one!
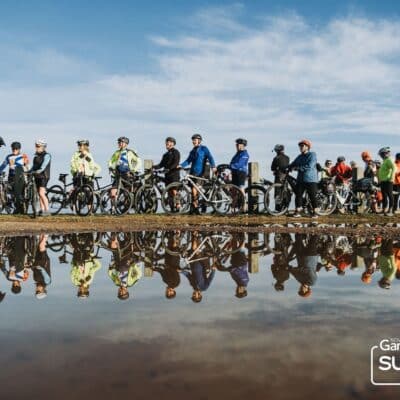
[298,139,312,149]
[361,151,371,161]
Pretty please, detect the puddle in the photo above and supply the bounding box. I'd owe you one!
[0,230,399,399]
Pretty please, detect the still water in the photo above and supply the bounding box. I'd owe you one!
[0,230,399,399]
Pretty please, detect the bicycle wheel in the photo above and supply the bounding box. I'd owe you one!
[315,191,337,216]
[0,186,6,213]
[30,184,40,218]
[99,189,112,214]
[135,186,158,214]
[47,185,65,215]
[161,182,191,214]
[212,184,244,215]
[265,183,291,216]
[74,184,94,216]
[245,184,267,214]
[115,188,133,215]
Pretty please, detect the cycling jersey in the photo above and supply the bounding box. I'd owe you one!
[289,152,318,183]
[70,151,101,177]
[0,153,29,177]
[181,145,216,176]
[331,162,352,184]
[230,150,249,173]
[31,151,51,180]
[109,148,142,174]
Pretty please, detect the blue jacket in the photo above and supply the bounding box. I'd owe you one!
[289,151,318,183]
[181,145,216,176]
[230,150,249,173]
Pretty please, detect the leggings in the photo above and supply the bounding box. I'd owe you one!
[295,182,318,210]
[380,181,393,211]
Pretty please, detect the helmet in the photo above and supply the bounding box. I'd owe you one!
[235,138,247,146]
[117,136,129,144]
[77,139,89,146]
[298,139,311,148]
[361,272,372,284]
[325,159,332,166]
[35,291,47,300]
[35,139,47,147]
[191,133,202,141]
[396,153,400,160]
[337,156,345,163]
[298,287,312,298]
[0,137,5,147]
[274,144,284,152]
[11,141,21,150]
[361,151,371,161]
[378,146,391,156]
[165,136,176,144]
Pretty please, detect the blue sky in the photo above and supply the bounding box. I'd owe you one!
[0,1,400,177]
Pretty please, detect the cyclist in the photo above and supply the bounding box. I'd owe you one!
[153,136,180,185]
[180,133,216,214]
[393,153,400,213]
[378,146,395,216]
[330,156,352,185]
[31,234,51,300]
[271,144,289,184]
[30,139,51,215]
[288,139,319,218]
[361,151,377,181]
[230,138,249,197]
[319,160,333,180]
[108,136,142,209]
[0,141,29,214]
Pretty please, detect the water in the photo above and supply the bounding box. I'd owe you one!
[0,230,399,399]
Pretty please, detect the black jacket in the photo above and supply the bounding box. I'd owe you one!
[154,148,180,179]
[271,153,290,182]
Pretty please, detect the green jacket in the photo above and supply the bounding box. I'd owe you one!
[378,254,396,282]
[108,263,142,287]
[108,148,142,173]
[70,258,101,287]
[70,151,101,177]
[378,157,395,182]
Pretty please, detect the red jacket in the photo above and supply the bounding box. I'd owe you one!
[331,162,352,184]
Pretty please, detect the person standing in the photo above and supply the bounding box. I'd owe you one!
[330,156,352,185]
[378,147,395,216]
[180,133,216,214]
[153,137,181,186]
[230,138,249,195]
[271,144,289,184]
[30,139,51,215]
[288,139,319,218]
[393,153,400,213]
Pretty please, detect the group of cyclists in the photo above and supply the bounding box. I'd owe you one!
[0,133,398,216]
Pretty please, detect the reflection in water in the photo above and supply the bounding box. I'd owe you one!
[0,230,399,301]
[1,229,400,399]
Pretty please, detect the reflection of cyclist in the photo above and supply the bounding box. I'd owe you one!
[108,136,142,207]
[70,140,101,189]
[108,235,142,300]
[31,234,51,299]
[288,139,319,218]
[70,234,101,299]
[228,248,249,298]
[30,139,51,215]
[180,134,216,215]
[378,239,396,289]
[0,141,29,214]
[230,138,249,197]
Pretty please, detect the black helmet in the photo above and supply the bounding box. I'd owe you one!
[118,136,129,145]
[235,138,247,146]
[77,139,89,146]
[325,159,332,166]
[378,146,390,156]
[274,144,284,152]
[396,153,400,160]
[337,156,345,163]
[191,133,202,141]
[0,137,5,147]
[11,141,21,150]
[165,137,176,144]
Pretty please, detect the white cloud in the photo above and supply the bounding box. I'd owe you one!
[0,8,399,178]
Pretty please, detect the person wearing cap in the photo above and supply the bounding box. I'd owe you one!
[288,139,319,217]
[377,146,395,216]
[31,234,51,300]
[271,144,289,184]
[330,156,352,185]
[393,153,400,213]
[229,138,249,197]
[180,133,216,214]
[108,136,142,202]
[108,233,142,300]
[70,140,101,189]
[0,141,29,214]
[30,139,51,215]
[153,137,181,185]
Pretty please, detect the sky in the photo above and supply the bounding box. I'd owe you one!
[0,0,400,179]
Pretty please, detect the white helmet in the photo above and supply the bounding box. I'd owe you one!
[35,139,47,147]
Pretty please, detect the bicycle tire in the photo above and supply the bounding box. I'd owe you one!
[135,186,158,214]
[315,191,337,216]
[265,183,291,216]
[74,184,94,216]
[161,182,191,214]
[212,184,244,215]
[115,188,133,215]
[46,185,65,215]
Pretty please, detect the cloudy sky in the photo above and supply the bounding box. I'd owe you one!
[0,1,400,178]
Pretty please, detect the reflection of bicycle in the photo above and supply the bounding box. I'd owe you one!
[265,173,337,216]
[161,169,244,215]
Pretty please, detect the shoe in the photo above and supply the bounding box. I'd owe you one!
[311,214,319,219]
[292,213,302,218]
[189,207,201,215]
[385,212,394,217]
[38,210,43,217]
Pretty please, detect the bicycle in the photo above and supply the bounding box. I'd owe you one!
[23,173,41,217]
[264,173,337,216]
[134,169,166,214]
[0,172,15,214]
[161,169,244,215]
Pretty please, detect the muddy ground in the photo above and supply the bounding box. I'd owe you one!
[0,214,399,236]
